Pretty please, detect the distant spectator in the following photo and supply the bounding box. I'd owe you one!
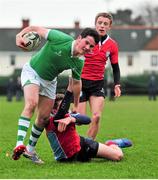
[15,76,23,101]
[148,74,157,101]
[6,78,15,102]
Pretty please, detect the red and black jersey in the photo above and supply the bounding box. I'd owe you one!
[81,36,118,81]
[45,114,81,160]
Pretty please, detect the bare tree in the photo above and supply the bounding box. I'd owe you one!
[111,9,145,26]
[139,2,158,26]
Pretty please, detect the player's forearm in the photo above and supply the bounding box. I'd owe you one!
[63,114,91,125]
[17,26,48,38]
[72,79,81,109]
[54,91,73,120]
[111,63,121,97]
[111,63,120,85]
[71,113,91,125]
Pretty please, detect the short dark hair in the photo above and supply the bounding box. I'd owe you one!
[53,93,64,110]
[95,12,113,25]
[80,28,100,44]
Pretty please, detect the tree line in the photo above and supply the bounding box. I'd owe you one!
[110,3,158,26]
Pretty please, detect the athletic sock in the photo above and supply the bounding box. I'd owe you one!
[16,116,30,147]
[26,124,44,153]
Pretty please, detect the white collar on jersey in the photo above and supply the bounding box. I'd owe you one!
[71,40,75,57]
[45,29,51,39]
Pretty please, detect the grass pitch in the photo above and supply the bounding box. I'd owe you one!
[0,95,158,178]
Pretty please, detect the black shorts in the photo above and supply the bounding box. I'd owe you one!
[59,136,99,162]
[76,136,99,162]
[80,78,105,102]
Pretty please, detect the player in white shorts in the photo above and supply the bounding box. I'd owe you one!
[12,25,99,164]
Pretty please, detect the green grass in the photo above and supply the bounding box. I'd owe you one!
[0,96,158,178]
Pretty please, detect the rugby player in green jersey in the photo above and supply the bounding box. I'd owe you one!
[12,26,99,164]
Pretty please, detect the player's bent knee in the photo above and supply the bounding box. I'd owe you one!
[92,113,101,124]
[37,115,50,127]
[24,100,38,113]
[117,151,123,161]
[114,151,123,161]
[119,151,124,161]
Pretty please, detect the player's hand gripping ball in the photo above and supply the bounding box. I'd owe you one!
[22,32,41,51]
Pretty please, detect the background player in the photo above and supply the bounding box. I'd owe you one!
[78,12,121,140]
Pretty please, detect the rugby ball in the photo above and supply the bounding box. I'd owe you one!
[22,31,41,51]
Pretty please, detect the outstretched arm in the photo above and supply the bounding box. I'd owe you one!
[54,90,72,120]
[70,113,91,125]
[54,77,73,120]
[54,116,75,132]
[54,113,91,132]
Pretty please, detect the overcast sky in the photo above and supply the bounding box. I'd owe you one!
[0,0,158,28]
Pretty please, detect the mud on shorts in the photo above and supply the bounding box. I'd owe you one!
[80,78,105,102]
[21,62,57,99]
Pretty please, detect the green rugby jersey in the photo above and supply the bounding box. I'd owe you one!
[30,30,84,81]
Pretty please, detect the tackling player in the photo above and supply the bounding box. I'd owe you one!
[44,78,125,162]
